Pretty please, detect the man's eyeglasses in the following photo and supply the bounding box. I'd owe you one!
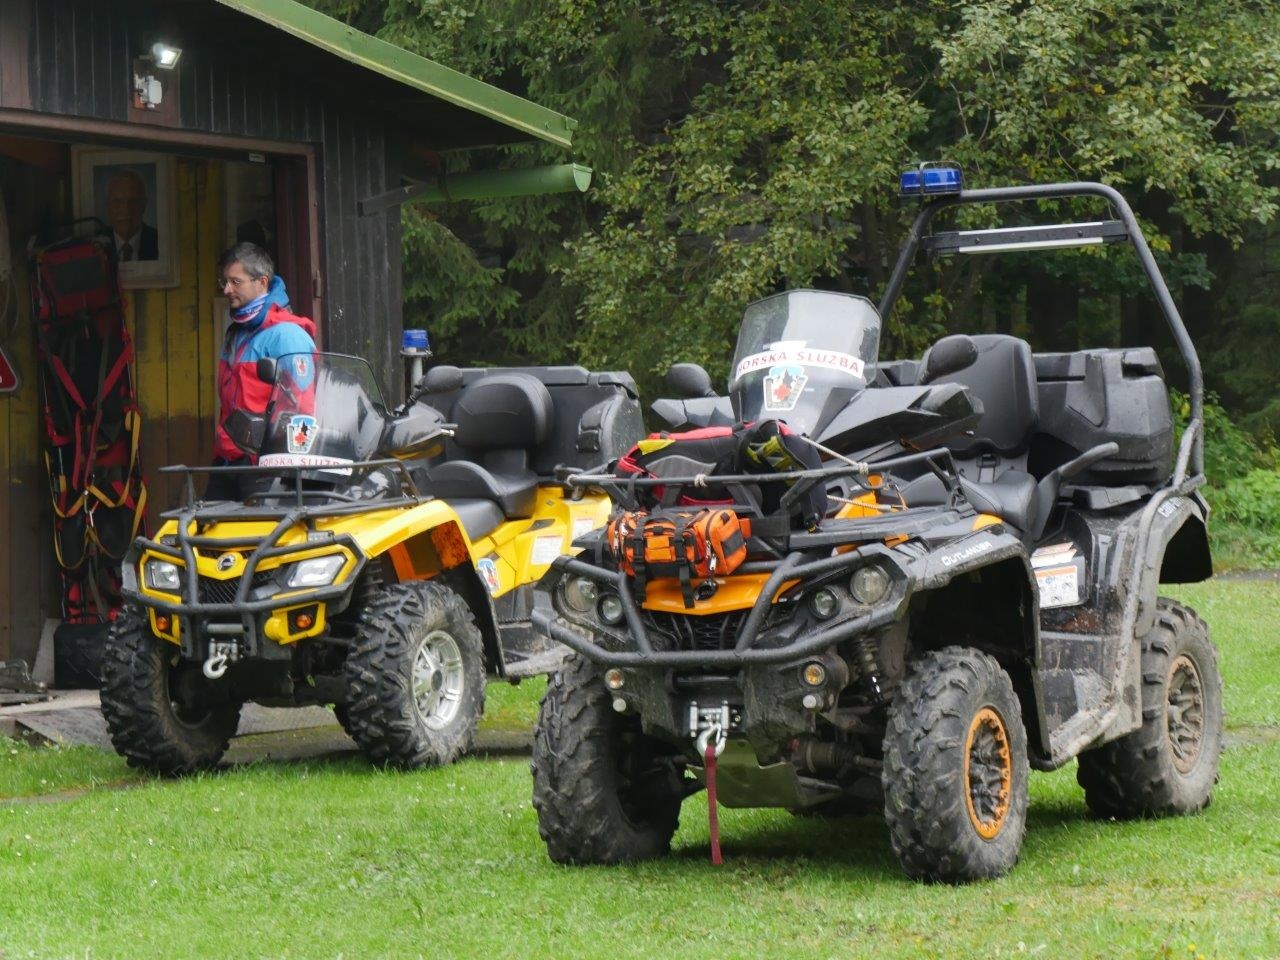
[218,276,253,290]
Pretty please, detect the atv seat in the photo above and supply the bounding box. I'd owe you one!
[420,372,554,519]
[903,470,1038,534]
[905,335,1043,536]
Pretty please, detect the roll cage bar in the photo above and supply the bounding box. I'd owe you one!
[876,182,1205,479]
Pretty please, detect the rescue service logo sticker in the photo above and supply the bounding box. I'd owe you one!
[259,453,353,472]
[292,355,310,380]
[286,415,317,454]
[734,343,865,383]
[477,558,501,595]
[763,364,808,411]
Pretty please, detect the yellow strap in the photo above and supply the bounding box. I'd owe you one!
[53,522,90,570]
[635,438,675,455]
[131,484,148,537]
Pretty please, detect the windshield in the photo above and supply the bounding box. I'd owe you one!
[730,290,881,434]
[258,353,387,473]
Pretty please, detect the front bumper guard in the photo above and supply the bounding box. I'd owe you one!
[123,499,368,657]
[532,540,912,669]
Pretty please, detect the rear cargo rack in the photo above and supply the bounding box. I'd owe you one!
[879,181,1204,480]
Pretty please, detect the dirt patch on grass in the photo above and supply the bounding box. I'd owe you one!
[1225,723,1280,746]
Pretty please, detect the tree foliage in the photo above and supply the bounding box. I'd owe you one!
[308,0,1280,408]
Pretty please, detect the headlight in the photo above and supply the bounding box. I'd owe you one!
[808,588,839,620]
[597,593,625,625]
[286,555,346,588]
[144,559,182,592]
[850,564,890,605]
[563,576,599,613]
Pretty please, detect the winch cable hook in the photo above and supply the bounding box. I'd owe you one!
[202,650,229,680]
[697,723,727,865]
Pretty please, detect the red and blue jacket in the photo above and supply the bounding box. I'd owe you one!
[215,276,317,461]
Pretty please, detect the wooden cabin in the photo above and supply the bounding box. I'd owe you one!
[0,0,582,672]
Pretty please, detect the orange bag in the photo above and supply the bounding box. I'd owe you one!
[606,508,751,607]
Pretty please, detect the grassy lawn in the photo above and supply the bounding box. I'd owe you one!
[2,582,1278,959]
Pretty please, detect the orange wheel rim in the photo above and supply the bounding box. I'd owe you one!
[963,706,1013,840]
[1166,654,1205,774]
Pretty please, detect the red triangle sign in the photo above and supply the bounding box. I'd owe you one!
[0,344,19,393]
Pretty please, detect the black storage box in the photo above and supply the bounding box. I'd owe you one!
[424,366,644,477]
[1030,347,1173,487]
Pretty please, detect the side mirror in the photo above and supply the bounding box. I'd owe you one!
[665,363,716,399]
[422,365,465,395]
[919,335,977,385]
[256,357,277,384]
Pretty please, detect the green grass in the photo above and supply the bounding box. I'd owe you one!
[2,582,1278,959]
[1207,520,1280,572]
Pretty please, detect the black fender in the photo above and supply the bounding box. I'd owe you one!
[435,563,506,678]
[904,528,1048,758]
[1133,491,1211,637]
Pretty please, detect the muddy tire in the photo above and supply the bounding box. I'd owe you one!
[343,580,486,768]
[99,605,241,775]
[1076,599,1223,819]
[882,646,1029,882]
[532,655,686,863]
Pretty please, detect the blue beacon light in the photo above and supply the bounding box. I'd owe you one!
[898,164,964,197]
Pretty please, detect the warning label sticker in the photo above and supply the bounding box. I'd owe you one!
[531,534,564,566]
[1035,564,1080,608]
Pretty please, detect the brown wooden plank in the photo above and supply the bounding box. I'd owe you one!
[197,160,226,469]
[0,0,34,111]
[161,158,204,507]
[7,246,50,662]
[129,287,170,529]
[4,152,65,662]
[0,355,11,661]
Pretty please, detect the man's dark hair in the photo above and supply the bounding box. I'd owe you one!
[218,242,274,283]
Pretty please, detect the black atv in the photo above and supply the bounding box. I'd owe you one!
[528,171,1221,881]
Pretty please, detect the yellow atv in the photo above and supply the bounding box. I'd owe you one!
[99,353,642,774]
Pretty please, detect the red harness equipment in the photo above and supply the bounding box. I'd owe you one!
[29,232,148,623]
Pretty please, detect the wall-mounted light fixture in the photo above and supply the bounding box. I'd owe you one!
[150,42,182,70]
[133,41,182,110]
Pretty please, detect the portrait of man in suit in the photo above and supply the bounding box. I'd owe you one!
[78,150,177,287]
[102,167,159,262]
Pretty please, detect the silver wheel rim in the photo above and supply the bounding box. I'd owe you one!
[411,629,465,730]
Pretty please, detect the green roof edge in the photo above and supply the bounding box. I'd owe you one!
[213,0,577,149]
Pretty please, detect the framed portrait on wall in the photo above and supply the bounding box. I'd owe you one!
[72,148,179,288]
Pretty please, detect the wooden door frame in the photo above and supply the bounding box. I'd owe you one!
[0,108,323,335]
[272,153,322,331]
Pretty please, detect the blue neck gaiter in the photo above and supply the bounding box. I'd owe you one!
[231,275,291,327]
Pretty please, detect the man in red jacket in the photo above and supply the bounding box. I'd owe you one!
[206,242,317,501]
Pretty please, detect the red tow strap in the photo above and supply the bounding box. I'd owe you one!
[705,741,723,865]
